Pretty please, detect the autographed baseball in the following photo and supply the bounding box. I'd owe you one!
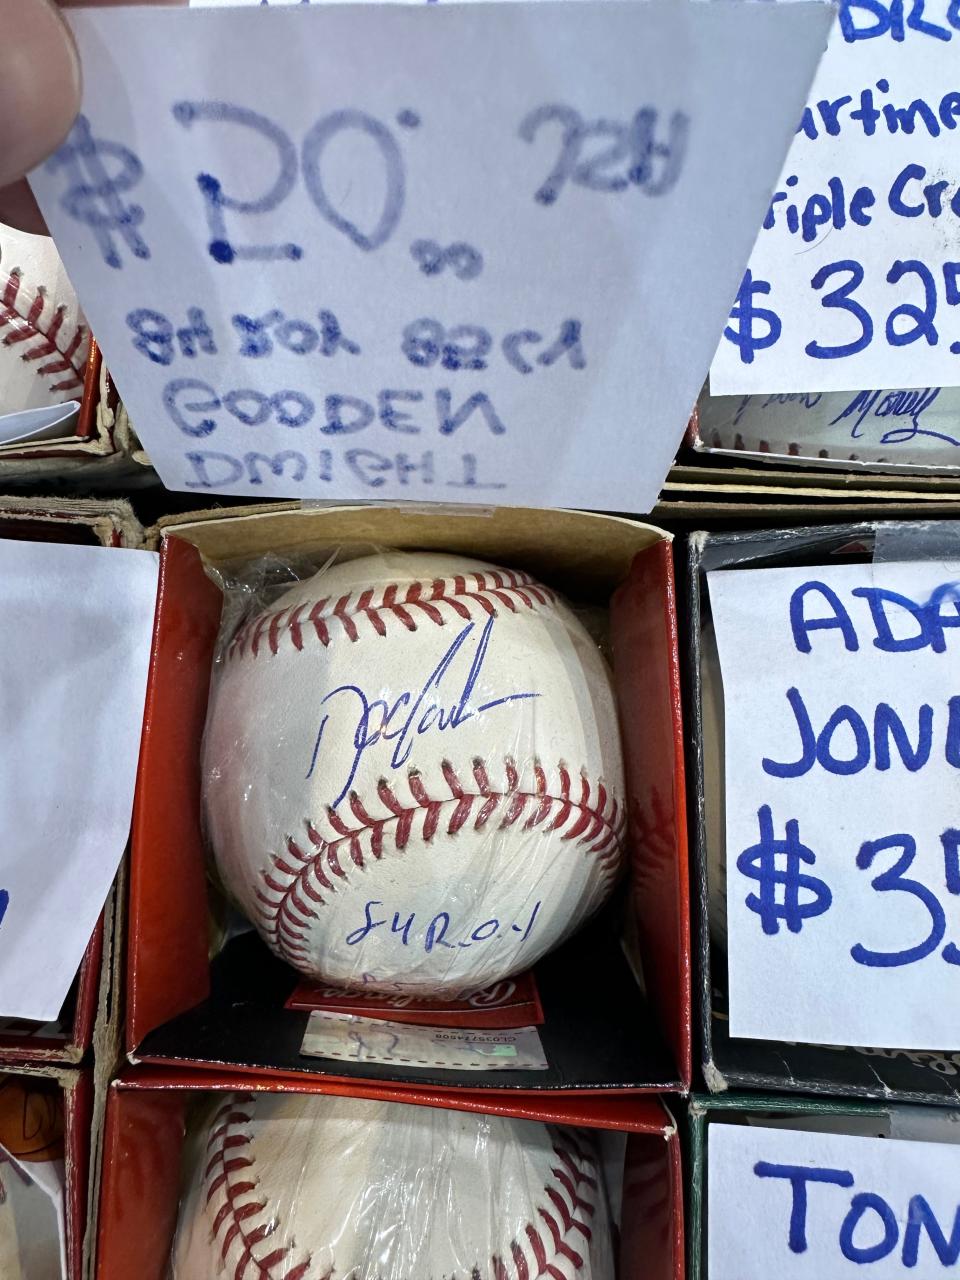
[203,550,625,994]
[171,1092,614,1280]
[0,222,88,415]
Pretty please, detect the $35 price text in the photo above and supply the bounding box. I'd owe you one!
[738,805,960,970]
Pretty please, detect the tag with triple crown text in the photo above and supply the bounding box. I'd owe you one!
[710,0,960,396]
[708,560,960,1049]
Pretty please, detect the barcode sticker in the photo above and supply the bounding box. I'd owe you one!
[300,1012,548,1070]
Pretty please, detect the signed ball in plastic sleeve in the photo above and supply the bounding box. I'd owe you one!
[203,550,625,994]
[171,1092,615,1280]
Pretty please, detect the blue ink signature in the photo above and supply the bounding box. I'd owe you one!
[345,899,542,953]
[732,392,823,428]
[828,388,957,447]
[306,614,539,807]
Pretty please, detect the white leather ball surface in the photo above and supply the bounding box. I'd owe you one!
[203,551,625,995]
[171,1092,615,1280]
[0,222,88,414]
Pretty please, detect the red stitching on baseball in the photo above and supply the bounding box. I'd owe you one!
[228,569,557,660]
[256,758,624,962]
[0,270,87,393]
[491,1130,598,1280]
[203,1096,316,1280]
[204,1106,597,1280]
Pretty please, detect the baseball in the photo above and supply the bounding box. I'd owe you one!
[171,1091,614,1280]
[0,222,89,415]
[203,550,625,995]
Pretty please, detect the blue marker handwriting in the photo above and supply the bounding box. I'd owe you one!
[731,392,824,428]
[838,0,960,43]
[755,580,960,781]
[306,613,539,807]
[49,99,687,271]
[755,1159,960,1266]
[797,79,960,142]
[346,898,542,955]
[827,387,958,447]
[787,579,960,656]
[518,104,688,206]
[729,388,954,449]
[738,809,960,971]
[763,164,960,244]
[126,305,587,377]
[725,258,960,365]
[182,447,505,492]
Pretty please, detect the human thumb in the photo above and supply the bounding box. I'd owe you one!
[0,0,81,190]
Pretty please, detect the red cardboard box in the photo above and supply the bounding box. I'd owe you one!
[0,1066,93,1280]
[95,1068,683,1280]
[128,504,691,1094]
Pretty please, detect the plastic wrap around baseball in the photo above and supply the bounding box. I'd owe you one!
[202,548,626,996]
[169,1091,615,1280]
[0,222,89,415]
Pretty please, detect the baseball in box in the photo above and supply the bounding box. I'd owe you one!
[95,1068,683,1280]
[128,503,691,1092]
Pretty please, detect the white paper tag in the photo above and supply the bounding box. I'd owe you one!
[708,1123,960,1280]
[300,1011,548,1069]
[29,2,832,511]
[709,560,960,1050]
[0,403,81,449]
[0,542,158,1022]
[710,7,960,396]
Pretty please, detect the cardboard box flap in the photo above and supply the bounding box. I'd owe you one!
[157,503,668,595]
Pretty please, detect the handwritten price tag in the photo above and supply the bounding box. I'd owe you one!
[709,1123,960,1279]
[710,0,960,396]
[0,542,157,1022]
[28,2,831,509]
[709,560,960,1049]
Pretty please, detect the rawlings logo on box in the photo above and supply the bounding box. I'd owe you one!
[285,973,544,1028]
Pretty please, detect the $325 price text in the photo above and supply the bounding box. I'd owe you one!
[725,258,960,365]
